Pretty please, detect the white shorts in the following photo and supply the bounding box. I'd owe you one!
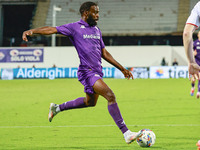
[186,2,200,28]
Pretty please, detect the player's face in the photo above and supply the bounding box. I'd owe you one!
[86,5,99,26]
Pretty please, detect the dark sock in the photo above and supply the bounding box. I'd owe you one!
[108,103,128,134]
[192,83,195,88]
[59,97,87,111]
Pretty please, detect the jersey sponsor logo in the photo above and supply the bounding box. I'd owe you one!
[83,34,100,39]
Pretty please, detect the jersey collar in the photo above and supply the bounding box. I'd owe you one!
[79,19,90,27]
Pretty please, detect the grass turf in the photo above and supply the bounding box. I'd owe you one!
[0,78,200,150]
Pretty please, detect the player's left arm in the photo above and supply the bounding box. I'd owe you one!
[102,48,133,80]
[183,24,196,63]
[183,24,200,79]
[22,26,58,42]
[194,50,197,56]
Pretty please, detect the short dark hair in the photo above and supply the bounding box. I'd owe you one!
[79,1,97,16]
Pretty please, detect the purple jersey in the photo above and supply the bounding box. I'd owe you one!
[193,39,200,65]
[56,19,105,75]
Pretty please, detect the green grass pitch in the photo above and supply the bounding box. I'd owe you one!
[0,78,200,150]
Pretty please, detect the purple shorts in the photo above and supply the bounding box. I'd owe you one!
[78,70,102,94]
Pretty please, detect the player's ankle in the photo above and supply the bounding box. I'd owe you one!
[56,105,61,113]
[123,130,131,136]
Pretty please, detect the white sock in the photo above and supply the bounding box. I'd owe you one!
[56,105,61,113]
[123,130,131,137]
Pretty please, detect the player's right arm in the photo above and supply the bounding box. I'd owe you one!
[22,26,57,42]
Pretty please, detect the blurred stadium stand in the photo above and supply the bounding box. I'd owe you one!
[31,0,50,29]
[0,0,38,46]
[45,0,178,35]
[0,0,200,47]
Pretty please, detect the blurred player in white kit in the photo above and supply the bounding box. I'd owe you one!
[183,2,200,88]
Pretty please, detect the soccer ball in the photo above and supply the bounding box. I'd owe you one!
[136,129,156,147]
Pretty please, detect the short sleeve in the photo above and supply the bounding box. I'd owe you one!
[186,2,200,28]
[56,23,74,36]
[99,29,105,49]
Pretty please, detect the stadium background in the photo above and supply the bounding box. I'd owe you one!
[0,0,199,79]
[1,1,200,150]
[1,0,199,47]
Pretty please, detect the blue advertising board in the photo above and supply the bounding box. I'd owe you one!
[1,66,188,80]
[1,67,115,79]
[0,48,44,63]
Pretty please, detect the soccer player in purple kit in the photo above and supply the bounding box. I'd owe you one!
[190,31,200,98]
[22,1,142,144]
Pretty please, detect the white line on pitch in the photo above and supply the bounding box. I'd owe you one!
[0,124,200,128]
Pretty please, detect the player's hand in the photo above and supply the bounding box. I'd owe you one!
[188,63,200,80]
[22,30,33,42]
[194,50,197,56]
[121,69,134,80]
[191,76,196,82]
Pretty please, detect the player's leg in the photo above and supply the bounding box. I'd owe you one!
[85,93,99,106]
[197,79,200,98]
[48,97,85,122]
[93,79,142,144]
[48,94,99,122]
[59,93,99,110]
[191,77,195,96]
[48,72,101,122]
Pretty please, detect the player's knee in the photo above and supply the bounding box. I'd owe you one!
[89,103,96,107]
[85,100,96,107]
[106,91,116,103]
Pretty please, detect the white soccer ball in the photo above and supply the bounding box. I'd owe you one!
[136,129,156,147]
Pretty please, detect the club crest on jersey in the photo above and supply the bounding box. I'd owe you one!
[80,25,85,29]
[94,74,100,77]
